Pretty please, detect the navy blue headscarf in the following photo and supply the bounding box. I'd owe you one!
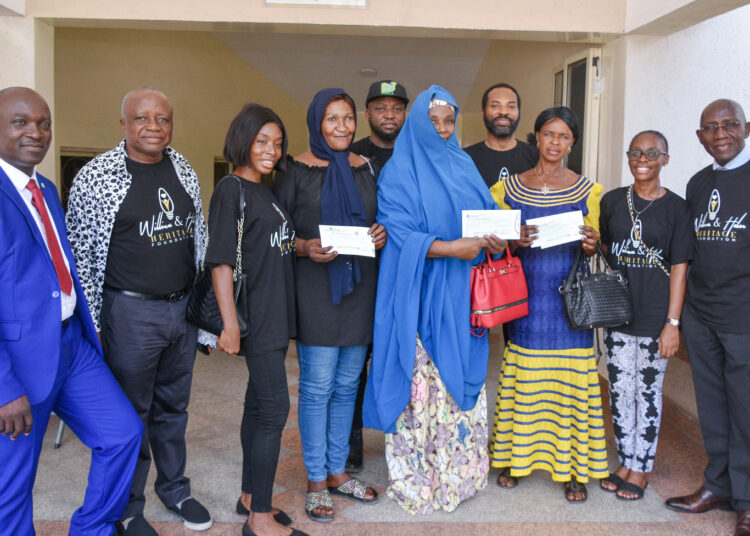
[362,85,499,432]
[307,88,368,304]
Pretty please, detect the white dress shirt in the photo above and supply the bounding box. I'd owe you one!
[0,157,76,320]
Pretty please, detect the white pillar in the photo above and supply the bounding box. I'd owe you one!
[0,15,56,181]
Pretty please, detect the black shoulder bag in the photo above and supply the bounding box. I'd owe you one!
[559,243,633,330]
[186,176,250,338]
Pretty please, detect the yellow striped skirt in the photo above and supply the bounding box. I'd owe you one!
[490,342,609,483]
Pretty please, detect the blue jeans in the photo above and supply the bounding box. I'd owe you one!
[296,343,368,482]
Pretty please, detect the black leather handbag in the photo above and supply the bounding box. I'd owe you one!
[559,243,633,330]
[186,176,249,338]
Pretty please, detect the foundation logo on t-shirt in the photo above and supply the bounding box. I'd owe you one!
[708,189,720,221]
[498,167,510,181]
[694,187,746,243]
[610,219,664,269]
[139,187,195,247]
[270,202,295,255]
[158,187,175,220]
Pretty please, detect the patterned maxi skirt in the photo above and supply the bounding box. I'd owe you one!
[490,342,609,482]
[384,340,489,515]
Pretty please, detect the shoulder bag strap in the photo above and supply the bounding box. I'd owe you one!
[626,185,670,277]
[233,176,246,281]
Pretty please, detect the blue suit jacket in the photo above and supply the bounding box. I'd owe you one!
[0,167,102,407]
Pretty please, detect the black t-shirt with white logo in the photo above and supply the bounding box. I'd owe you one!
[686,160,750,333]
[105,155,196,294]
[600,187,693,338]
[204,175,296,356]
[464,140,539,188]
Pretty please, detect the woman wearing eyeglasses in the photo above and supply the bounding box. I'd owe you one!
[598,130,693,500]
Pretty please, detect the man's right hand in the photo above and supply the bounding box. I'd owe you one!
[0,395,33,440]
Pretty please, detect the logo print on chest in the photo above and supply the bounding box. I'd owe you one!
[708,189,720,221]
[158,188,175,220]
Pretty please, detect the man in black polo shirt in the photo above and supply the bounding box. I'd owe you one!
[665,99,750,536]
[464,83,538,188]
[350,80,408,168]
[67,87,211,536]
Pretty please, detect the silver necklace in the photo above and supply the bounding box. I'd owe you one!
[627,184,660,217]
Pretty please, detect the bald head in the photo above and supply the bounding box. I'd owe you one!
[0,86,52,175]
[700,99,746,126]
[697,98,750,166]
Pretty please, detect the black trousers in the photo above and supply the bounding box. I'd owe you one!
[683,303,750,510]
[241,348,290,512]
[101,289,198,518]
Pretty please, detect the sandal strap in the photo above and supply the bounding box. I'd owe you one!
[305,490,333,510]
[335,478,368,499]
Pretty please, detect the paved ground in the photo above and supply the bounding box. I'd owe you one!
[33,336,738,536]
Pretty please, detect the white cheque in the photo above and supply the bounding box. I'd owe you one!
[319,225,375,257]
[526,210,584,249]
[461,210,521,239]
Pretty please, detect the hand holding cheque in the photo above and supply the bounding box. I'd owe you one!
[517,210,599,253]
[318,223,386,258]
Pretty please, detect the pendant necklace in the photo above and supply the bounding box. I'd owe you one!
[535,166,558,195]
[628,184,660,220]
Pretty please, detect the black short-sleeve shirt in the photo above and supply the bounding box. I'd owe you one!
[350,137,393,169]
[463,140,539,188]
[272,156,379,346]
[686,160,750,333]
[204,175,296,356]
[600,186,694,337]
[105,155,195,294]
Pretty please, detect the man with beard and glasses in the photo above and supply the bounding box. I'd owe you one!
[350,80,408,168]
[464,83,538,188]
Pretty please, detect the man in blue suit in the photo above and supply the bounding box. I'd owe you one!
[0,86,143,536]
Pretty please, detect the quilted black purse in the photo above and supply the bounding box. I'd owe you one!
[559,243,633,330]
[186,176,249,338]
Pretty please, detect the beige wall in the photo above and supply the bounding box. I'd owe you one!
[55,28,307,204]
[459,39,589,148]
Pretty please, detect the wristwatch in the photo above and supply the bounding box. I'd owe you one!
[666,317,680,327]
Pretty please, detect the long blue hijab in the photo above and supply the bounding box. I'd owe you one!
[307,88,368,304]
[362,85,499,433]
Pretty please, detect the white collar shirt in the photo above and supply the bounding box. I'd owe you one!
[713,145,750,170]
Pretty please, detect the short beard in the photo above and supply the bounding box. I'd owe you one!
[483,113,519,139]
[370,121,401,142]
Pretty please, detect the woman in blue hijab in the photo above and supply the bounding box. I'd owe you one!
[273,88,386,522]
[363,86,505,514]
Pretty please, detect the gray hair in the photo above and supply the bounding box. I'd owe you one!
[120,86,171,118]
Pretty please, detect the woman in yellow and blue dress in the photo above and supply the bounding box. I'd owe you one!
[489,107,609,503]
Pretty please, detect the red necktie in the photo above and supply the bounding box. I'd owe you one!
[26,179,73,295]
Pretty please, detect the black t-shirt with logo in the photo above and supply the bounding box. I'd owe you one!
[600,187,693,338]
[204,175,296,356]
[105,155,196,294]
[350,137,393,170]
[686,160,750,333]
[463,140,539,188]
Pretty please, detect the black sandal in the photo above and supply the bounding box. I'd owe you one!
[496,467,519,488]
[564,480,587,503]
[600,474,625,493]
[616,481,648,501]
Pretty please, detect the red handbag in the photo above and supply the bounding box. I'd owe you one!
[470,246,529,336]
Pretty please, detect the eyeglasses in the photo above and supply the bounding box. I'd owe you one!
[699,121,743,135]
[626,149,667,161]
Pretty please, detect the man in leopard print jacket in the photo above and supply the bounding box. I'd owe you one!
[66,87,213,535]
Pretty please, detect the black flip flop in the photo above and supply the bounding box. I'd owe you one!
[496,467,520,488]
[616,481,648,501]
[564,480,588,503]
[600,474,625,493]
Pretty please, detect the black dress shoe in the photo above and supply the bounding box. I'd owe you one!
[242,522,309,536]
[235,498,292,526]
[665,486,733,514]
[736,510,750,536]
[346,428,363,473]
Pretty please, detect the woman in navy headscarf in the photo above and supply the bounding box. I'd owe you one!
[273,88,386,522]
[363,86,505,514]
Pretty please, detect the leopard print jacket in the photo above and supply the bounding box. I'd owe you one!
[66,140,207,334]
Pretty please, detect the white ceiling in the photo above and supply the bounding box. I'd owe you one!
[214,32,492,111]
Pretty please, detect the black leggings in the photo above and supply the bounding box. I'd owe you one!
[240,347,290,512]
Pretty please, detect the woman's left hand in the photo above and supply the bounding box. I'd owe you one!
[484,234,507,255]
[579,225,599,256]
[658,324,680,358]
[369,223,387,250]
